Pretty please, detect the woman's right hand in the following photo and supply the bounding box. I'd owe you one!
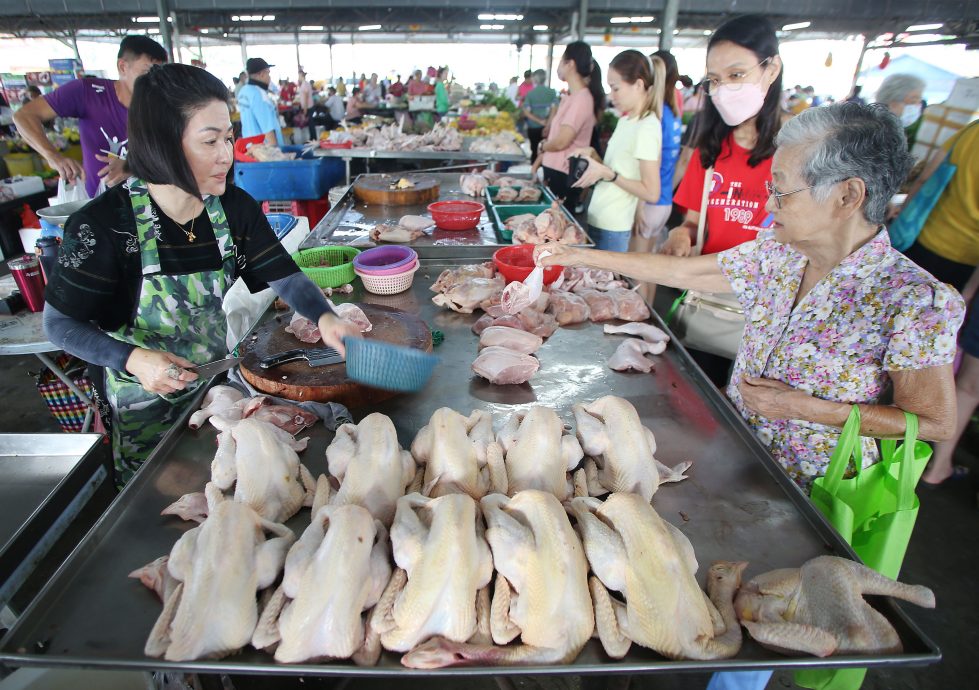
[660,227,694,257]
[45,153,84,187]
[534,242,578,267]
[125,348,198,395]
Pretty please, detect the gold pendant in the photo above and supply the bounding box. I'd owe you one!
[187,231,196,242]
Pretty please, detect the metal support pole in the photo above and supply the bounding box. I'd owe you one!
[154,0,174,62]
[577,0,589,41]
[70,31,81,64]
[295,31,301,75]
[546,39,555,87]
[850,35,872,94]
[660,0,679,51]
[240,33,248,67]
[328,41,334,81]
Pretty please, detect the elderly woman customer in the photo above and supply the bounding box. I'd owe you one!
[537,102,964,491]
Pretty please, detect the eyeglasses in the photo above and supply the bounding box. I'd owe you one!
[700,57,772,96]
[765,180,816,209]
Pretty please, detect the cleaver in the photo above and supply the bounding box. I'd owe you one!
[259,347,345,369]
[189,356,242,378]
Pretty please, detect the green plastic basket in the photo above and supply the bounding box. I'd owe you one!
[292,246,361,288]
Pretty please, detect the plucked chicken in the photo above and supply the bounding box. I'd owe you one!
[430,262,496,294]
[547,290,591,326]
[188,385,245,430]
[410,408,504,499]
[570,494,745,660]
[495,406,584,499]
[573,396,690,501]
[370,224,426,244]
[431,276,505,314]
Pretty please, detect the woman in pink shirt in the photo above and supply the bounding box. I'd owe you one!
[531,41,605,211]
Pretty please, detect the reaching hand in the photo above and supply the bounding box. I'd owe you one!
[46,153,85,187]
[126,348,199,395]
[660,227,694,257]
[318,312,362,358]
[572,157,613,189]
[533,242,577,267]
[95,154,128,188]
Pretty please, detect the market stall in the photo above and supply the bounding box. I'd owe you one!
[0,252,939,676]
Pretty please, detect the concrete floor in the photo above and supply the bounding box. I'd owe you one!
[1,335,976,690]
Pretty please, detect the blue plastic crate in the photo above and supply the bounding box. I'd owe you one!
[265,213,299,240]
[235,146,344,201]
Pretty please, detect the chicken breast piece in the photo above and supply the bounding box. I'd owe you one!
[472,346,539,385]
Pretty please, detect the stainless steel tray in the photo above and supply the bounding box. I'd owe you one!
[0,257,939,675]
[302,172,592,259]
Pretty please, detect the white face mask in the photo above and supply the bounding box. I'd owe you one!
[901,102,922,127]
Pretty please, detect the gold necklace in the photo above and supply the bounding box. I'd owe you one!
[179,214,197,243]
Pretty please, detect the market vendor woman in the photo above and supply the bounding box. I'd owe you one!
[537,102,965,491]
[43,64,359,486]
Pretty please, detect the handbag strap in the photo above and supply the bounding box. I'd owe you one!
[821,405,863,495]
[880,411,919,511]
[694,166,713,255]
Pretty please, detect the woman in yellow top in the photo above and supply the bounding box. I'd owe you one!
[570,50,666,251]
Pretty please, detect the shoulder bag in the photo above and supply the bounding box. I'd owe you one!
[665,166,746,360]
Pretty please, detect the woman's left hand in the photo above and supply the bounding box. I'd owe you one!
[573,157,614,189]
[739,375,810,420]
[318,312,362,358]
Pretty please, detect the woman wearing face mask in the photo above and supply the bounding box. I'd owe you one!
[874,73,926,145]
[663,15,784,259]
[42,64,360,487]
[568,50,666,252]
[530,41,605,212]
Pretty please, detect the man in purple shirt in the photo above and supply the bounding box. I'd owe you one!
[14,35,167,198]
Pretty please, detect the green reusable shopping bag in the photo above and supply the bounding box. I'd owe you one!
[797,407,931,690]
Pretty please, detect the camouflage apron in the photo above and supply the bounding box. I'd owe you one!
[105,177,234,486]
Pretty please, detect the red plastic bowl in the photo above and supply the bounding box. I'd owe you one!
[492,244,564,285]
[428,200,484,231]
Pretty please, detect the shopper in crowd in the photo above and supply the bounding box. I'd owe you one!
[278,77,297,106]
[364,73,383,106]
[335,76,347,97]
[660,15,786,382]
[297,70,313,114]
[233,71,248,97]
[538,100,963,498]
[324,87,346,124]
[306,87,344,138]
[434,67,450,116]
[505,76,520,106]
[13,35,167,198]
[522,69,558,160]
[875,73,925,125]
[389,74,405,98]
[42,64,359,487]
[345,87,366,124]
[517,70,535,104]
[632,51,684,300]
[407,70,428,97]
[569,50,665,252]
[237,57,284,146]
[531,40,604,212]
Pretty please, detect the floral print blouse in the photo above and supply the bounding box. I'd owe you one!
[717,229,965,492]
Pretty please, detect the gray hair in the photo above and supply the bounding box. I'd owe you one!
[875,73,925,105]
[532,69,547,85]
[775,102,912,226]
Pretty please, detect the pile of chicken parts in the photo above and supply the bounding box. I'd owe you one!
[430,262,663,383]
[132,393,934,667]
[505,202,588,245]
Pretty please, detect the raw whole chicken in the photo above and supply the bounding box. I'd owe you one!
[322,412,417,526]
[483,290,548,318]
[398,215,435,232]
[251,504,391,665]
[495,176,532,189]
[145,487,295,661]
[503,213,536,235]
[607,288,651,322]
[430,263,496,293]
[736,556,935,657]
[129,555,178,603]
[459,173,488,197]
[533,203,569,242]
[370,224,426,243]
[207,405,310,451]
[285,312,321,344]
[570,494,745,660]
[547,290,591,326]
[577,289,617,321]
[370,493,494,656]
[478,326,543,354]
[471,314,527,336]
[493,186,519,203]
[410,408,504,499]
[495,406,584,500]
[431,276,505,314]
[516,186,542,203]
[607,338,666,373]
[604,322,670,343]
[478,169,501,183]
[472,346,539,385]
[573,396,690,501]
[240,395,319,435]
[402,491,593,668]
[188,385,245,430]
[563,267,629,293]
[332,302,373,332]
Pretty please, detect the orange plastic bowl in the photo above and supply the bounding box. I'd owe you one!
[428,200,484,231]
[492,244,564,285]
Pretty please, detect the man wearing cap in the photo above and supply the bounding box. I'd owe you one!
[237,57,284,146]
[13,35,167,198]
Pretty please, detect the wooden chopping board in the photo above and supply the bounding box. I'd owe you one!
[352,174,440,206]
[238,303,433,408]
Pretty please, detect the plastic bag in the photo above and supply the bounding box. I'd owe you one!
[56,177,90,204]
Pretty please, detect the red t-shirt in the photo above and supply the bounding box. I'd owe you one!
[674,135,773,255]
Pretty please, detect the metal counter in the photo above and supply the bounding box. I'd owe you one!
[0,434,110,611]
[0,256,939,676]
[303,172,589,260]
